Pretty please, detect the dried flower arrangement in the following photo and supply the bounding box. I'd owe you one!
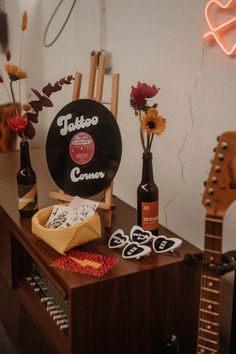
[0,11,74,141]
[130,82,166,152]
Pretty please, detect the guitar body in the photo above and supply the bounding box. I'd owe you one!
[196,131,236,354]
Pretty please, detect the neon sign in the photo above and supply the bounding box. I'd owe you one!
[203,0,236,56]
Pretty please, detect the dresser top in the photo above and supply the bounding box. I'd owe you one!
[0,148,199,296]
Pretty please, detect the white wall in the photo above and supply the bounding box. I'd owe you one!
[1,0,235,348]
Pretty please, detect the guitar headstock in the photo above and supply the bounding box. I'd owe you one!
[202,131,236,216]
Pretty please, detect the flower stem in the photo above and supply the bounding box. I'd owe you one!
[147,133,150,151]
[10,80,19,115]
[18,32,24,104]
[148,133,154,151]
[21,132,27,142]
[138,111,146,152]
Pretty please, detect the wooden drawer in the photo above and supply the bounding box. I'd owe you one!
[0,218,13,287]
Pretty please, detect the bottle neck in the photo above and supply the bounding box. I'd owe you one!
[20,141,32,169]
[141,152,154,183]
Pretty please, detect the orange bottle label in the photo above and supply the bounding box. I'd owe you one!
[18,183,38,211]
[141,201,159,231]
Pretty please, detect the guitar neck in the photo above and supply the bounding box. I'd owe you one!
[196,216,223,354]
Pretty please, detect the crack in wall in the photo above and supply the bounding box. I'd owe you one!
[163,43,206,228]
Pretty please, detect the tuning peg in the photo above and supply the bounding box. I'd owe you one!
[204,199,211,206]
[217,154,224,161]
[211,176,218,184]
[208,188,214,195]
[221,142,228,149]
[214,165,221,172]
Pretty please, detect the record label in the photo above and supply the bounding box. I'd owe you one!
[69,132,95,165]
[46,99,122,198]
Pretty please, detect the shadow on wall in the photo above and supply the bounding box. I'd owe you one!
[0,0,8,53]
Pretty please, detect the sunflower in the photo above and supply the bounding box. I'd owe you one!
[5,64,27,81]
[141,107,166,136]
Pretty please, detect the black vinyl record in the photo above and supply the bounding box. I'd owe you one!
[46,99,122,197]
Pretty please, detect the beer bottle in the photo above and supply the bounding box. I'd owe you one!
[17,141,38,217]
[137,152,159,235]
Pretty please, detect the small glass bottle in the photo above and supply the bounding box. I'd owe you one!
[137,151,159,235]
[17,140,38,217]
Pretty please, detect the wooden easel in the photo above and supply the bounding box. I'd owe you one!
[49,53,120,228]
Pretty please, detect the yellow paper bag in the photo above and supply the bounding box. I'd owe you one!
[32,205,101,254]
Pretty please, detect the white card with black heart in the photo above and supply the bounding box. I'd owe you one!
[108,229,129,249]
[130,225,153,244]
[122,243,152,259]
[152,235,182,253]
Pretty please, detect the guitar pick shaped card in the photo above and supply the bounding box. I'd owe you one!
[153,235,182,254]
[108,229,129,249]
[108,227,182,258]
[130,225,152,244]
[122,243,152,260]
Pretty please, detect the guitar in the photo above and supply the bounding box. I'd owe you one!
[196,131,236,354]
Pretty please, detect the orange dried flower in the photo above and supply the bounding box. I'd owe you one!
[22,103,32,112]
[141,107,166,136]
[21,11,28,31]
[5,64,27,81]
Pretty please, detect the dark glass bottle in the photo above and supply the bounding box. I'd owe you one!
[17,141,38,217]
[137,152,159,235]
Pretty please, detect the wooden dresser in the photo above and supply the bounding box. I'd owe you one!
[0,148,201,354]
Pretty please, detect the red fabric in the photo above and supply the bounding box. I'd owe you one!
[51,249,119,277]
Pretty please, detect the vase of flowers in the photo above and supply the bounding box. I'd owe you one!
[130,82,166,235]
[0,11,74,217]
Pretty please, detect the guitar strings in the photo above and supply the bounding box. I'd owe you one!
[200,220,222,353]
[201,221,208,351]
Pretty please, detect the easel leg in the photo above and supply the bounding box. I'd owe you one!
[103,183,113,228]
[104,209,112,228]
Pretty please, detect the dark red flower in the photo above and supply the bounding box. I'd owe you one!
[26,112,39,123]
[24,120,35,139]
[6,49,11,61]
[130,82,160,111]
[7,115,28,133]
